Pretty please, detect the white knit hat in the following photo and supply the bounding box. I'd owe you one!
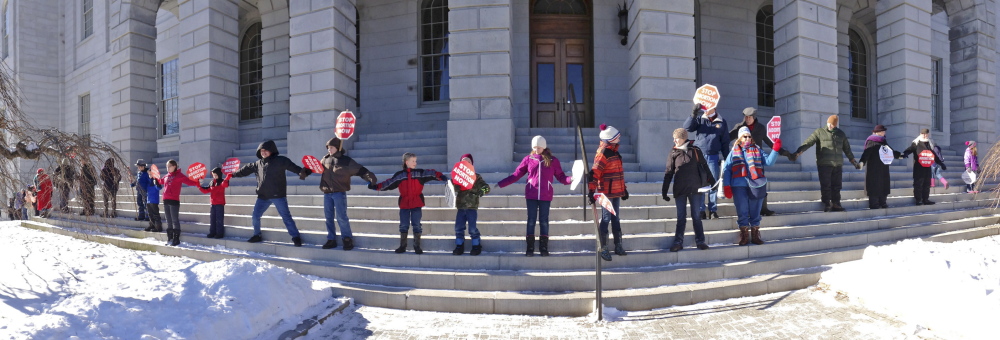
[531,135,547,149]
[738,126,752,137]
[599,124,620,141]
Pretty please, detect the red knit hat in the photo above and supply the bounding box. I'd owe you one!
[460,153,473,165]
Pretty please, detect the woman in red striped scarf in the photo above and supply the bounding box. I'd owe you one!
[722,127,781,246]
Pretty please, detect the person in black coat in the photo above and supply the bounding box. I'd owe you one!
[100,158,122,218]
[53,160,76,213]
[728,107,791,216]
[78,159,98,216]
[231,140,313,245]
[901,129,946,205]
[663,128,714,252]
[859,125,903,209]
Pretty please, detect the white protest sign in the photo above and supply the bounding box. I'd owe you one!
[570,160,585,190]
[879,145,894,165]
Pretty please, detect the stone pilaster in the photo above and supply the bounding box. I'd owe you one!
[773,0,840,169]
[947,0,997,148]
[108,0,160,163]
[627,0,696,172]
[446,0,514,172]
[259,0,291,141]
[876,0,934,149]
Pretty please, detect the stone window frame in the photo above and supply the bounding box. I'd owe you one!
[158,58,180,137]
[755,5,775,108]
[419,0,450,105]
[239,22,263,122]
[82,0,94,41]
[931,58,943,132]
[79,93,91,137]
[1,0,8,59]
[848,28,871,121]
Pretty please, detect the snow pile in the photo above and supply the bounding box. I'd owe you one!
[0,223,335,339]
[819,236,1000,339]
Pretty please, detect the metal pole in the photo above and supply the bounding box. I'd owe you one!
[570,84,602,320]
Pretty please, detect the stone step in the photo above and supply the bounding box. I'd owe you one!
[350,137,447,150]
[349,146,448,158]
[238,139,287,151]
[357,130,446,142]
[349,154,449,166]
[514,135,631,145]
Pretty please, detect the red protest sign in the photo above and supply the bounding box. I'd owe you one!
[302,155,324,174]
[222,157,241,175]
[594,193,616,216]
[693,84,720,112]
[451,161,477,191]
[918,150,935,167]
[335,110,357,140]
[150,164,161,179]
[766,116,781,144]
[186,162,207,181]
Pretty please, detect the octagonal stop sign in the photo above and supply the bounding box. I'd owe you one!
[336,110,357,140]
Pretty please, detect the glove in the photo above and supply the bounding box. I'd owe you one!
[622,190,629,201]
[778,148,791,157]
[940,163,946,171]
[225,173,233,181]
[436,173,448,181]
[723,186,733,199]
[850,159,861,170]
[661,192,671,202]
[788,152,799,162]
[298,168,312,180]
[771,138,782,154]
[692,102,703,117]
[588,191,596,205]
[368,182,378,190]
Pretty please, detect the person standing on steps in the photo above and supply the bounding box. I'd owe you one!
[370,152,446,255]
[78,158,98,216]
[231,140,314,247]
[930,145,948,189]
[728,107,790,216]
[723,127,781,246]
[34,168,52,218]
[964,141,979,193]
[859,125,903,209]
[198,167,231,239]
[319,138,377,251]
[452,154,490,256]
[53,159,75,213]
[100,158,122,218]
[143,178,163,233]
[790,115,859,212]
[685,103,729,220]
[589,125,629,261]
[901,129,946,205]
[161,160,201,246]
[663,128,713,252]
[498,136,571,257]
[130,159,150,221]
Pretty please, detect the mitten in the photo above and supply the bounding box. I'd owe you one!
[692,102,703,117]
[723,186,733,199]
[588,192,596,205]
[771,138,782,153]
[298,168,312,180]
[661,193,671,202]
[940,163,947,171]
[367,182,378,190]
[622,189,629,201]
[225,173,233,181]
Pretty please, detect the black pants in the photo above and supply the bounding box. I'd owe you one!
[868,195,888,208]
[818,166,844,204]
[58,185,71,211]
[209,204,225,236]
[79,188,95,215]
[914,176,932,203]
[146,203,162,231]
[163,200,181,232]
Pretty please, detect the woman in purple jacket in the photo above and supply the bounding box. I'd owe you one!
[498,136,571,257]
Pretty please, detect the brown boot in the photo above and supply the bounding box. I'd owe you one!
[737,226,750,246]
[750,227,765,245]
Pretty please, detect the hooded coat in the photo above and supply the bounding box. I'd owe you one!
[859,135,901,198]
[231,140,309,199]
[320,151,376,193]
[34,172,52,210]
[663,142,712,198]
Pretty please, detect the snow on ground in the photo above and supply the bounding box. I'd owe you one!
[819,235,1000,339]
[0,221,341,340]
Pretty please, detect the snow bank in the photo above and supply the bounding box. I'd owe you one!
[819,236,1000,339]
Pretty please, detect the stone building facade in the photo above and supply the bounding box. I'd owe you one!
[1,0,997,172]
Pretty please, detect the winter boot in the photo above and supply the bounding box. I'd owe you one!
[612,231,626,256]
[153,220,163,233]
[696,242,710,250]
[207,232,217,239]
[165,230,174,245]
[342,237,354,251]
[247,234,263,243]
[170,230,180,246]
[599,232,612,261]
[831,202,846,212]
[322,239,338,249]
[750,227,765,245]
[737,226,750,246]
[930,179,936,187]
[144,225,154,232]
[395,232,408,253]
[823,202,832,212]
[669,238,683,252]
[941,178,949,189]
[292,237,302,247]
[539,236,549,257]
[525,235,535,257]
[470,245,482,256]
[412,233,423,254]
[452,242,465,256]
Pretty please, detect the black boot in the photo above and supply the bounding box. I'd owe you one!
[395,232,408,253]
[170,230,180,246]
[452,242,465,256]
[470,243,482,256]
[165,230,174,245]
[342,237,354,251]
[612,230,626,256]
[669,238,683,252]
[525,235,535,257]
[322,239,338,249]
[413,233,423,254]
[599,232,612,261]
[823,202,832,212]
[831,202,846,212]
[539,236,549,257]
[292,237,302,247]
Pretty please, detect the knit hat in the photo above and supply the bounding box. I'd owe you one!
[460,153,474,165]
[966,141,977,148]
[920,128,930,135]
[738,126,752,137]
[827,115,839,127]
[36,168,44,174]
[599,124,620,141]
[672,128,688,140]
[135,159,146,167]
[531,135,547,149]
[326,138,342,149]
[873,125,886,133]
[742,107,757,116]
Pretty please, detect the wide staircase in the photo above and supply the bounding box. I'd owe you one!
[20,133,1000,316]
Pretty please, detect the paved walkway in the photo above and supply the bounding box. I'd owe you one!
[304,288,940,340]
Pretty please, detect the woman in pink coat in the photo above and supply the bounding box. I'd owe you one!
[498,136,571,257]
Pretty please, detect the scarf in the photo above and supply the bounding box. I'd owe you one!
[731,140,762,180]
[913,136,937,151]
[674,141,690,151]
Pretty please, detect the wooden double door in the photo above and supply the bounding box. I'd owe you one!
[531,38,592,128]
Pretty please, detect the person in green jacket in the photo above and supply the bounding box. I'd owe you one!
[452,154,490,256]
[790,115,859,212]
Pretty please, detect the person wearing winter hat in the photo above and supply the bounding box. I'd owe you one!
[790,114,858,212]
[130,159,151,221]
[859,125,903,209]
[728,107,790,216]
[663,128,713,251]
[198,167,231,239]
[33,168,53,218]
[319,137,377,250]
[370,152,447,254]
[589,124,628,261]
[901,129,946,205]
[685,102,730,220]
[964,141,979,193]
[451,154,490,256]
[498,135,571,257]
[231,140,314,246]
[723,127,782,246]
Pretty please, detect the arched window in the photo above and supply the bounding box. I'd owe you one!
[421,0,449,103]
[240,22,263,121]
[533,0,587,15]
[756,6,775,107]
[848,29,869,120]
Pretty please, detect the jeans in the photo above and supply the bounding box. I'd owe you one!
[399,208,422,234]
[525,199,551,236]
[599,197,622,236]
[20,208,27,220]
[163,200,181,232]
[674,193,706,245]
[702,154,721,213]
[323,192,352,239]
[455,209,480,245]
[818,166,844,204]
[136,191,147,219]
[252,197,300,237]
[930,164,945,181]
[209,204,225,236]
[732,186,764,227]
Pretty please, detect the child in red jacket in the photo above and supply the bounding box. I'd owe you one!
[199,167,231,239]
[370,153,447,254]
